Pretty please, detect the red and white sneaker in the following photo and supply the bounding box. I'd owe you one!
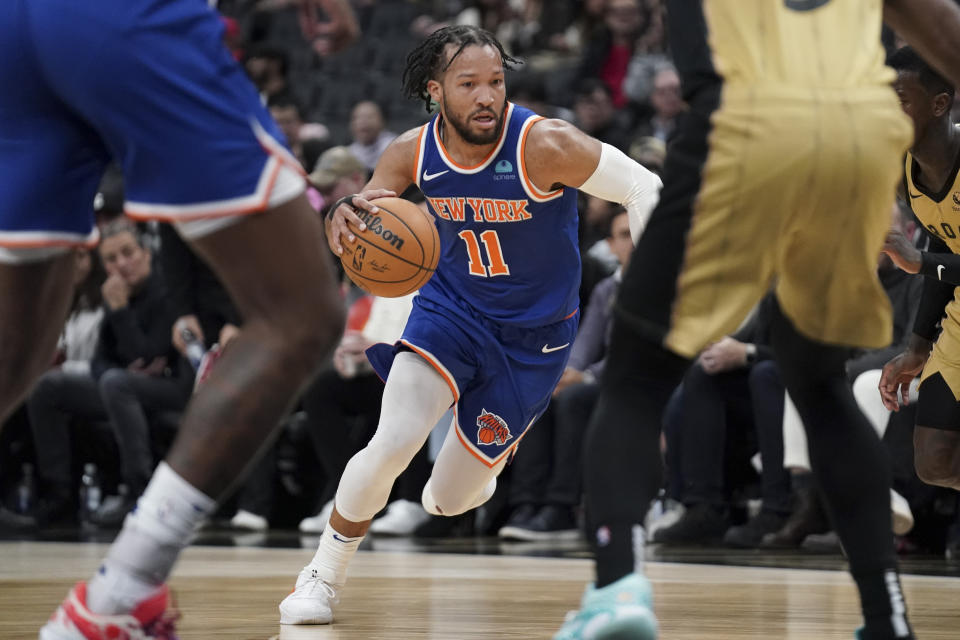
[39,581,179,640]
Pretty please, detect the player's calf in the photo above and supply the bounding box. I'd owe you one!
[913,426,960,490]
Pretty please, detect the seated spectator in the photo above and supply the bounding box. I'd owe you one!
[0,248,106,528]
[633,64,681,143]
[308,146,369,215]
[542,0,606,56]
[499,209,633,541]
[156,224,277,532]
[571,79,632,151]
[59,249,108,375]
[269,95,329,169]
[245,44,291,104]
[509,73,574,123]
[655,293,792,547]
[21,220,190,528]
[348,101,397,173]
[576,0,663,108]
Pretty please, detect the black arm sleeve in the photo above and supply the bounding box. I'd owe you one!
[919,250,960,285]
[913,234,955,341]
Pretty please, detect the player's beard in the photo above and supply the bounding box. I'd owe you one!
[442,97,507,146]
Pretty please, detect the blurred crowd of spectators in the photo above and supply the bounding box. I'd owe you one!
[2,0,959,563]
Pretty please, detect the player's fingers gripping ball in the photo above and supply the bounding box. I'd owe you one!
[338,196,440,297]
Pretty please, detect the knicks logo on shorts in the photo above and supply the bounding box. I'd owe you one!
[476,409,512,446]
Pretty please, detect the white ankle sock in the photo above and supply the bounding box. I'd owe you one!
[307,523,362,587]
[633,524,646,573]
[87,462,216,614]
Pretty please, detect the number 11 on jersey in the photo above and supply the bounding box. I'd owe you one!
[458,229,510,277]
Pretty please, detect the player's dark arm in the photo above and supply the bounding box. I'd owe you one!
[885,0,960,90]
[524,119,662,241]
[884,223,960,284]
[323,127,418,255]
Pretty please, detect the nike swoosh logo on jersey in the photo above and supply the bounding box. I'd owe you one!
[423,169,449,182]
[909,192,923,199]
[938,264,946,281]
[541,343,570,354]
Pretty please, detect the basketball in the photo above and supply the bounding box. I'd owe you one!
[338,197,440,298]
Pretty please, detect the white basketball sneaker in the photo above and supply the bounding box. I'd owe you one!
[890,489,914,536]
[298,499,334,534]
[279,567,340,625]
[370,499,430,536]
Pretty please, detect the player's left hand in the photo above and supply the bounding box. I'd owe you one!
[699,336,748,374]
[325,189,396,256]
[883,229,922,274]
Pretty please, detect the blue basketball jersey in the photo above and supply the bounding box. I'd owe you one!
[413,103,581,328]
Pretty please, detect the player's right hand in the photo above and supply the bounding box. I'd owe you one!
[325,189,396,256]
[879,350,928,411]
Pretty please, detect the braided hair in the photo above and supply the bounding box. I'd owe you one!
[402,25,521,113]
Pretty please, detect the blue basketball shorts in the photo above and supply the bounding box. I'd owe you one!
[0,0,303,249]
[366,294,580,468]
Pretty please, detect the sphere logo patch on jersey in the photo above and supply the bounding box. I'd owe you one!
[494,160,516,181]
[476,409,512,446]
[952,192,960,210]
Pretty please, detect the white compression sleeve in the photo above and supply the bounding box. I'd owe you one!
[578,142,662,242]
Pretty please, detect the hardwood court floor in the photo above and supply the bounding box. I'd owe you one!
[1,542,958,639]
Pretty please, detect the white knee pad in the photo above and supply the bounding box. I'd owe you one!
[421,481,443,516]
[421,475,497,517]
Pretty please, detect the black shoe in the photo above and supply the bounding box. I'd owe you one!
[497,504,539,539]
[0,493,73,530]
[945,523,960,561]
[499,505,580,542]
[652,503,729,545]
[760,486,830,549]
[0,505,40,531]
[723,509,789,548]
[412,512,474,538]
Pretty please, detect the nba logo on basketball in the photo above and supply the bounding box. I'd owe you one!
[476,409,511,446]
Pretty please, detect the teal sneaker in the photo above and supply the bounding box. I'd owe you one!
[553,573,658,640]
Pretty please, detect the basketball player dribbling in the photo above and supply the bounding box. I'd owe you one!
[279,25,662,626]
[562,2,960,640]
[0,1,358,638]
[881,47,960,490]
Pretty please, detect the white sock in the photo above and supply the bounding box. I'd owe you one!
[633,524,646,573]
[87,462,216,614]
[307,523,363,587]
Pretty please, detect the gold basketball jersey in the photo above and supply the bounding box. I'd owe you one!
[904,142,960,252]
[701,0,892,88]
[906,135,960,397]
